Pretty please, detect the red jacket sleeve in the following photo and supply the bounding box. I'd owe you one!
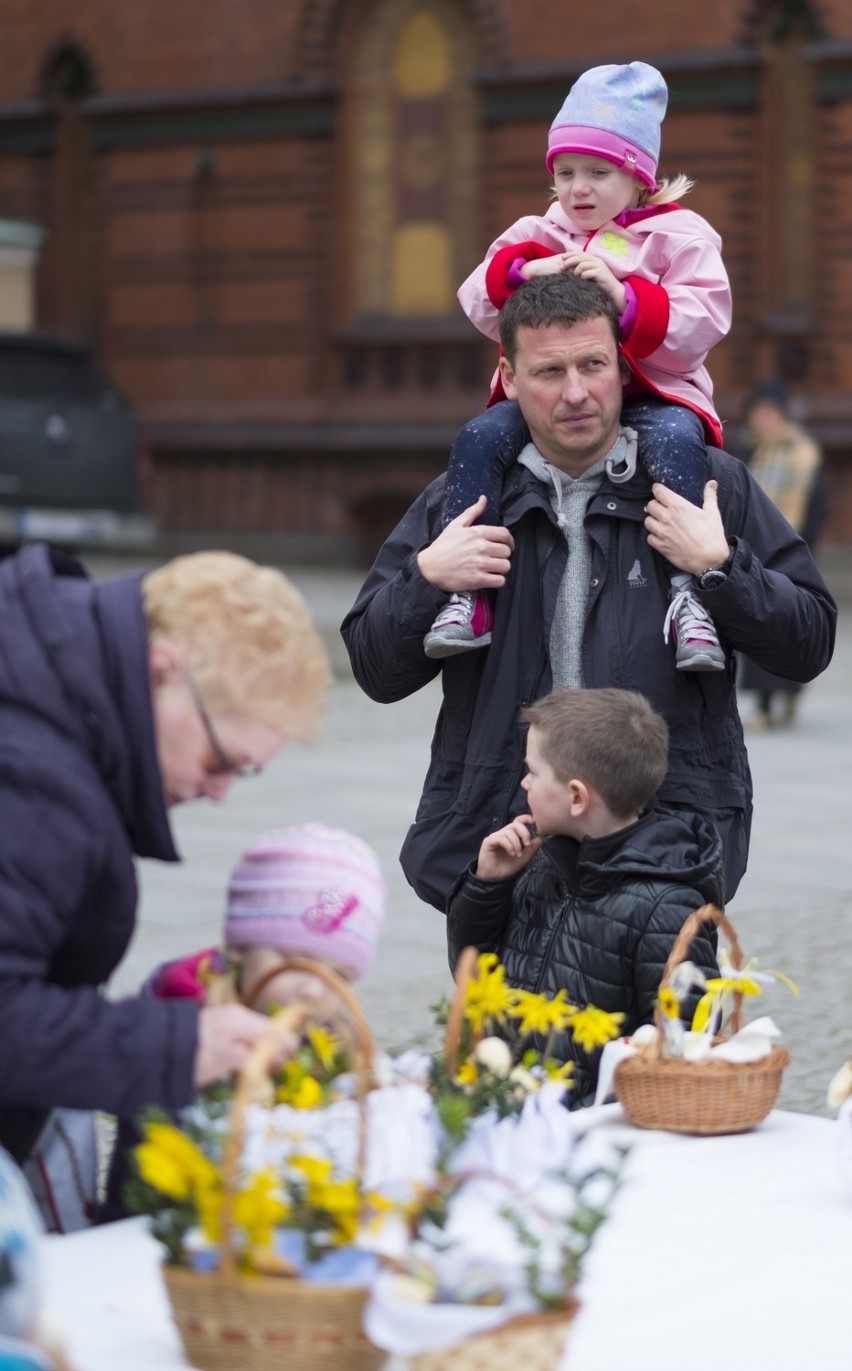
[619,274,670,359]
[484,241,562,309]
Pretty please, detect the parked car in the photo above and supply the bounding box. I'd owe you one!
[0,332,155,549]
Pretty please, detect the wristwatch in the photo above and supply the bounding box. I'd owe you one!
[698,543,734,591]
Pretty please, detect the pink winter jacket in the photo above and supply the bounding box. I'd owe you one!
[457,201,731,445]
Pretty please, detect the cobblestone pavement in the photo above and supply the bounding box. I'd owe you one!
[93,555,852,1118]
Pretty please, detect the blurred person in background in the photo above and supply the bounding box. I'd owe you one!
[739,381,828,730]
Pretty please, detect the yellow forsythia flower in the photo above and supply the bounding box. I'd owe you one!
[196,1179,224,1243]
[290,1076,325,1109]
[510,988,576,1036]
[464,953,514,1033]
[313,1177,360,1245]
[136,1143,192,1201]
[144,1123,218,1178]
[276,1063,325,1109]
[569,1006,625,1052]
[455,1058,478,1087]
[307,1025,341,1072]
[137,1123,219,1200]
[233,1169,288,1252]
[289,1154,334,1186]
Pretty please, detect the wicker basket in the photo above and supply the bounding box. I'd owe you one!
[163,1265,384,1371]
[162,962,386,1371]
[401,949,580,1371]
[614,905,790,1135]
[407,1302,580,1371]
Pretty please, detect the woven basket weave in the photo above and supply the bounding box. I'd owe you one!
[161,961,385,1371]
[614,905,789,1135]
[163,1265,384,1371]
[407,1302,580,1371]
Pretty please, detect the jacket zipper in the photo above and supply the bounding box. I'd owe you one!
[505,520,559,815]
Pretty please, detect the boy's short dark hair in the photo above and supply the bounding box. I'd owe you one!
[521,687,668,819]
[499,274,621,365]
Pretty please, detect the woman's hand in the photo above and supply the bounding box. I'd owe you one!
[194,1003,296,1086]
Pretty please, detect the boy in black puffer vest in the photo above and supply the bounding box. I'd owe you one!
[446,687,721,1105]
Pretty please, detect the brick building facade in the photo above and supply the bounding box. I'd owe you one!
[1,0,852,559]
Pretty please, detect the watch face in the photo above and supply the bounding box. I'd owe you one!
[700,569,727,590]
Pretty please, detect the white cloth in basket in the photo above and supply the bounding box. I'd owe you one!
[365,1268,534,1357]
[594,1016,784,1107]
[364,1085,620,1358]
[240,1078,440,1197]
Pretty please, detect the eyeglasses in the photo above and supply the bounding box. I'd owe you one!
[184,668,262,779]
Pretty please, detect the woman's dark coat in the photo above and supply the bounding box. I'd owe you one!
[0,544,197,1162]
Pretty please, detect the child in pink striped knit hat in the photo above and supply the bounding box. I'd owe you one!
[150,823,386,1014]
[225,822,386,1010]
[100,825,386,1222]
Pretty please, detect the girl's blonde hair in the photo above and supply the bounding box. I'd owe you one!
[143,551,331,739]
[640,171,695,206]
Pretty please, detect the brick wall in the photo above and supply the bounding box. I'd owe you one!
[2,0,852,553]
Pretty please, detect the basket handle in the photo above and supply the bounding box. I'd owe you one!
[218,966,375,1280]
[652,902,743,1048]
[243,954,376,1076]
[445,945,482,1076]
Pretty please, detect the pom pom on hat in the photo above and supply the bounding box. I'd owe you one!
[224,823,386,982]
[546,61,668,189]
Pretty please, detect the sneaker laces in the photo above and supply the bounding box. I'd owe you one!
[431,591,474,630]
[663,589,718,645]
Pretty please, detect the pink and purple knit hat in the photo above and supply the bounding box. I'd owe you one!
[224,823,386,982]
[546,61,668,190]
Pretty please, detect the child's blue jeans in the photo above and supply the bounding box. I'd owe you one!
[441,396,708,527]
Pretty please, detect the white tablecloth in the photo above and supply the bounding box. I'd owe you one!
[38,1107,851,1371]
[565,1106,850,1369]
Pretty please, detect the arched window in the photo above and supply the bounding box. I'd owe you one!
[38,40,97,102]
[349,0,478,319]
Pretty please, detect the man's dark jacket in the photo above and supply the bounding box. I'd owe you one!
[446,808,724,1105]
[342,449,836,911]
[0,544,198,1163]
